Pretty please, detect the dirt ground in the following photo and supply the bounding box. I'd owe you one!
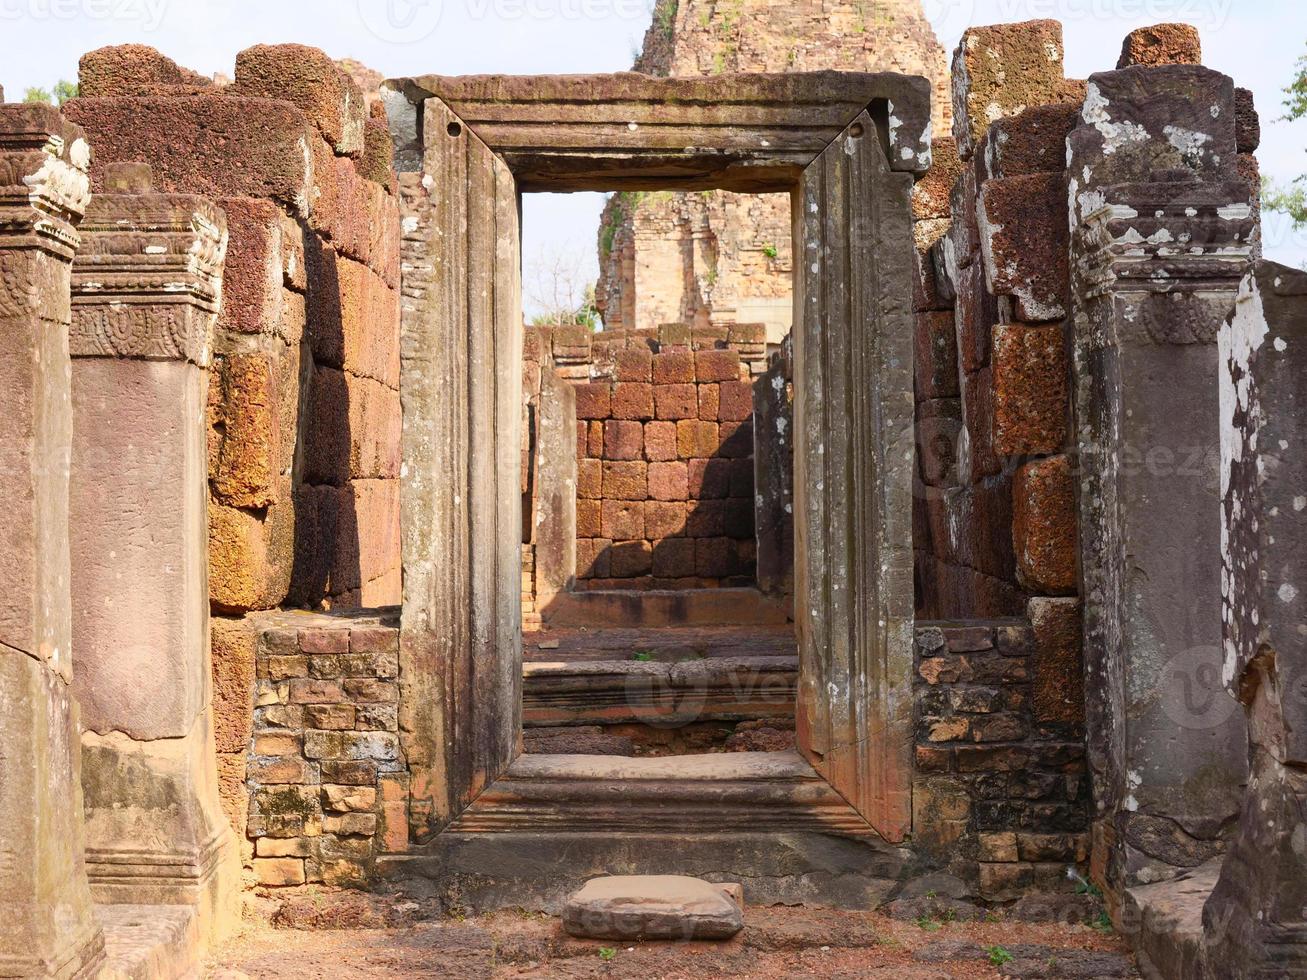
[204,889,1139,979]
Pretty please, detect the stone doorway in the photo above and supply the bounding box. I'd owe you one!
[383,70,930,904]
[518,185,799,759]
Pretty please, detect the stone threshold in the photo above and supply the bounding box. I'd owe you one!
[1122,858,1220,980]
[442,750,879,837]
[523,655,797,728]
[96,904,198,980]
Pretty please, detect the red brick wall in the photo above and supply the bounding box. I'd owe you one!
[527,322,771,591]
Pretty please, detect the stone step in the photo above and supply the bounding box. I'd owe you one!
[522,655,797,729]
[563,875,744,940]
[96,904,198,980]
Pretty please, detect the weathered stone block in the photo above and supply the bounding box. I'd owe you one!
[611,382,654,420]
[652,538,695,578]
[603,419,644,460]
[1028,597,1084,724]
[911,137,961,220]
[981,103,1080,180]
[951,20,1067,159]
[643,459,688,501]
[914,310,959,401]
[575,382,611,419]
[577,458,602,498]
[652,350,695,384]
[694,349,740,382]
[655,382,697,420]
[563,876,743,941]
[66,94,314,210]
[688,458,731,499]
[676,419,719,458]
[696,382,720,421]
[979,172,1069,322]
[610,540,653,577]
[600,500,644,541]
[1012,455,1076,594]
[254,857,306,886]
[643,501,686,540]
[992,323,1067,456]
[685,500,726,538]
[643,420,677,461]
[212,617,257,754]
[235,43,365,155]
[602,460,647,500]
[79,44,213,97]
[1116,23,1201,69]
[576,499,602,538]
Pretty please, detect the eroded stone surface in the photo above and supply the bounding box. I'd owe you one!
[563,875,744,940]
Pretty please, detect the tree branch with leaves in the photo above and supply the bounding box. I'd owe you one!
[1265,43,1307,228]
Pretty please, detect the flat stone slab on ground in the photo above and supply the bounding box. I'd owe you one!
[563,875,744,940]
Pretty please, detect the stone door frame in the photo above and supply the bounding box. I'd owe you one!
[384,70,929,846]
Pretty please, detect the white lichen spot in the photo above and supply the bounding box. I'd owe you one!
[1295,496,1306,512]
[1083,82,1148,154]
[1219,203,1252,221]
[1279,583,1299,604]
[1164,125,1212,166]
[1275,336,1288,352]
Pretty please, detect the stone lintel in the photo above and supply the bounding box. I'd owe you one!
[383,70,933,190]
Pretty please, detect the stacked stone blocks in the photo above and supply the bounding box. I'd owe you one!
[245,612,407,887]
[914,21,1085,737]
[912,621,1090,899]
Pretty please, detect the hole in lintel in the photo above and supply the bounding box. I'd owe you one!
[447,121,463,138]
[847,121,865,139]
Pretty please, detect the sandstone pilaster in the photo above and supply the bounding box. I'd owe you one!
[0,102,105,980]
[68,162,240,946]
[1068,63,1256,901]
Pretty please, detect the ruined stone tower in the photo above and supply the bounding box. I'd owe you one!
[594,0,951,338]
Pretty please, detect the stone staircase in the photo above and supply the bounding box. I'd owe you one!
[521,622,797,756]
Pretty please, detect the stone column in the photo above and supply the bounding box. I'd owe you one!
[0,103,105,979]
[753,337,793,597]
[532,361,577,609]
[1202,260,1307,976]
[68,163,239,945]
[1067,65,1257,897]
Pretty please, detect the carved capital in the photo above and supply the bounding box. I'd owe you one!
[1073,180,1257,346]
[0,104,91,260]
[70,189,228,364]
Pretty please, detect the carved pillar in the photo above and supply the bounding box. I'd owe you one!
[753,337,793,597]
[1202,260,1307,977]
[532,360,576,609]
[0,103,106,979]
[1067,65,1257,898]
[68,163,239,944]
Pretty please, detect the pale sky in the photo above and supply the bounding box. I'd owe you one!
[3,0,1304,313]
